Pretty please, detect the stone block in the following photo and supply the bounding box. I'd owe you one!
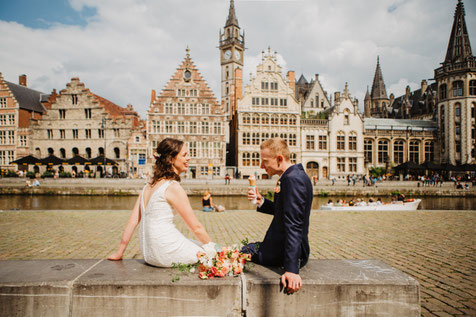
[0,259,98,317]
[71,259,242,317]
[243,259,420,317]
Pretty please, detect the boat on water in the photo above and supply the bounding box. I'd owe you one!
[320,199,421,211]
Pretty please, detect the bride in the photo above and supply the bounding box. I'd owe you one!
[107,138,212,267]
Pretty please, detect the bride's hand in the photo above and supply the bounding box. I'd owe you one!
[107,251,123,261]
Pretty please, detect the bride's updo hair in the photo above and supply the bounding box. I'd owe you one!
[150,138,184,185]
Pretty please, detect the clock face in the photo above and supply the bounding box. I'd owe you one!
[234,50,241,60]
[224,50,232,60]
[184,70,191,79]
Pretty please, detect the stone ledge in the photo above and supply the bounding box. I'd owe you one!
[0,259,420,316]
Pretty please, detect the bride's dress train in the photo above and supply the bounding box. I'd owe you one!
[139,180,203,267]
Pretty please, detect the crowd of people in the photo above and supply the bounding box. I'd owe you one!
[326,194,408,207]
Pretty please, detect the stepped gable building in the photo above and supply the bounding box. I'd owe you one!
[435,0,475,164]
[364,57,390,118]
[147,48,227,179]
[236,48,300,179]
[389,81,438,120]
[296,74,331,115]
[0,73,48,170]
[30,77,142,175]
[301,83,365,180]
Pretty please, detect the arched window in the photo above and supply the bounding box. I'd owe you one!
[35,147,41,157]
[72,147,79,156]
[60,148,66,159]
[252,114,260,125]
[242,152,250,166]
[452,81,463,97]
[98,147,104,156]
[393,140,405,164]
[242,114,250,124]
[114,147,120,159]
[364,139,373,164]
[271,115,279,125]
[425,142,434,162]
[439,84,447,100]
[469,80,476,95]
[344,109,350,125]
[261,115,269,125]
[280,115,288,125]
[252,133,259,145]
[409,141,420,163]
[261,133,269,142]
[85,147,92,159]
[251,152,260,166]
[378,140,389,164]
[289,116,297,125]
[48,148,54,155]
[290,153,297,164]
[242,132,250,145]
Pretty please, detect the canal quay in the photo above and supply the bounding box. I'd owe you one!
[0,178,475,316]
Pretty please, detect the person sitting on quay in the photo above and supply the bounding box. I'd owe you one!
[202,190,216,212]
[326,199,333,207]
[348,199,355,206]
[376,198,383,205]
[358,199,367,206]
[32,178,40,187]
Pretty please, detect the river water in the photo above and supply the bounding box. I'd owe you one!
[0,195,474,211]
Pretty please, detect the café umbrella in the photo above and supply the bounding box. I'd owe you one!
[65,156,91,165]
[9,155,42,166]
[40,155,66,166]
[89,155,118,166]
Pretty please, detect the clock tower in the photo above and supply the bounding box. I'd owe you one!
[219,0,244,117]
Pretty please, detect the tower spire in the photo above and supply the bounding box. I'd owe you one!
[225,0,239,28]
[371,56,388,99]
[444,0,473,65]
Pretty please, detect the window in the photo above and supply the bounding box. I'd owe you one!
[190,104,198,114]
[242,152,250,166]
[213,142,221,158]
[261,82,269,90]
[85,129,91,139]
[165,121,173,133]
[261,133,269,143]
[190,122,197,134]
[393,140,404,165]
[280,116,288,125]
[252,97,260,105]
[456,122,461,135]
[252,133,260,145]
[19,135,27,147]
[290,153,297,164]
[114,128,120,137]
[213,166,220,176]
[60,148,66,158]
[7,131,14,144]
[60,129,65,139]
[0,151,14,166]
[243,132,251,145]
[439,84,447,100]
[337,133,345,151]
[0,115,5,125]
[214,122,221,134]
[289,116,297,125]
[178,122,185,134]
[271,116,278,125]
[0,131,5,144]
[189,141,197,157]
[59,109,66,119]
[252,115,260,125]
[337,157,345,172]
[349,157,357,172]
[456,140,461,153]
[177,103,186,114]
[261,115,269,125]
[270,82,278,90]
[86,148,92,159]
[135,136,140,143]
[409,141,419,163]
[72,129,78,139]
[47,129,53,139]
[7,115,14,125]
[0,97,6,108]
[114,147,120,159]
[200,166,208,176]
[470,80,476,95]
[315,94,319,108]
[251,152,260,166]
[201,142,209,158]
[348,134,357,151]
[378,140,389,164]
[202,104,209,114]
[84,109,91,119]
[98,129,104,138]
[289,134,297,146]
[364,139,373,163]
[261,98,268,105]
[201,121,209,134]
[306,135,315,150]
[165,103,173,114]
[72,94,78,105]
[242,114,250,124]
[452,81,463,97]
[455,105,461,117]
[319,135,327,150]
[344,111,350,125]
[152,120,160,133]
[425,142,434,162]
[280,98,287,106]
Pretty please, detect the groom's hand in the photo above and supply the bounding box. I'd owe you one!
[248,186,263,205]
[281,272,302,294]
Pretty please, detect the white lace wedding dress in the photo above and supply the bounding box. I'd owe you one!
[139,180,203,267]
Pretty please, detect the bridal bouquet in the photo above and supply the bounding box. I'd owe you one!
[197,243,251,279]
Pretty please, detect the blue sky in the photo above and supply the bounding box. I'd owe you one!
[0,0,96,29]
[0,0,475,117]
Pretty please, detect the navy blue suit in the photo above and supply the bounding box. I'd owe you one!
[252,164,313,274]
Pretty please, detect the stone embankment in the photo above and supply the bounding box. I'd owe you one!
[0,178,475,197]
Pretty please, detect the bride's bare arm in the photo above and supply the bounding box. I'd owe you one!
[107,195,142,260]
[166,182,212,244]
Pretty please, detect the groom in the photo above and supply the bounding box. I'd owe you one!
[243,138,313,294]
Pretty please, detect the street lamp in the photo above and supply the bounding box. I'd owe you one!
[101,117,106,177]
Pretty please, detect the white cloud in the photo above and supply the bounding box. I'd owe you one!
[0,0,474,117]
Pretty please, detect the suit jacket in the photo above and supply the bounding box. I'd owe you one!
[256,163,313,274]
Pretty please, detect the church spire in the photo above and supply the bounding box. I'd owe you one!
[371,56,388,99]
[444,0,473,65]
[225,0,239,28]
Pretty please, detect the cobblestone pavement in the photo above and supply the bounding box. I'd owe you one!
[0,210,474,316]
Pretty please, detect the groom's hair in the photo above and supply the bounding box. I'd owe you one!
[260,138,290,160]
